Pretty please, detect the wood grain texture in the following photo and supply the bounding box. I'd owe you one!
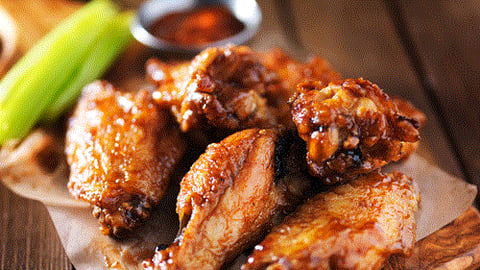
[0,185,73,270]
[396,1,480,197]
[0,0,479,269]
[384,207,480,270]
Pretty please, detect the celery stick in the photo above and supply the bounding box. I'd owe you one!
[43,11,134,122]
[0,0,119,144]
[0,0,117,108]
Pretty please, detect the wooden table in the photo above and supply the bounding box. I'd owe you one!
[0,0,479,269]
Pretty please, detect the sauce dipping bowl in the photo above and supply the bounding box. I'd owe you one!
[130,0,262,54]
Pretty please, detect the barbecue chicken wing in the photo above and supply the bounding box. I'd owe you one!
[147,45,340,132]
[148,45,282,131]
[391,97,426,159]
[290,78,423,183]
[143,128,313,270]
[66,81,185,237]
[243,170,420,270]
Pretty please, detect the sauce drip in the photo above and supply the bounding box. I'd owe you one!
[149,6,245,46]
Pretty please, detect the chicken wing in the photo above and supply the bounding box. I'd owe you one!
[290,78,423,183]
[148,45,282,132]
[243,170,420,270]
[65,81,185,237]
[143,128,313,270]
[147,46,340,132]
[391,97,426,159]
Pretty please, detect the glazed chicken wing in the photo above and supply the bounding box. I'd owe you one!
[290,78,423,183]
[143,128,313,270]
[66,81,185,237]
[149,45,282,132]
[243,170,420,270]
[391,97,427,159]
[147,45,340,132]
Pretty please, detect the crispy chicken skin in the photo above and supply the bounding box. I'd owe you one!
[143,128,313,270]
[290,79,423,183]
[147,46,340,132]
[149,45,282,132]
[391,97,426,159]
[242,170,420,270]
[65,81,185,237]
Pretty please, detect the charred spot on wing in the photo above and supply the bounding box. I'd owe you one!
[273,130,308,181]
[124,197,151,224]
[272,130,320,198]
[329,145,363,169]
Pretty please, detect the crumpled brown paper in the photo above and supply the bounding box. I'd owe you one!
[0,130,477,269]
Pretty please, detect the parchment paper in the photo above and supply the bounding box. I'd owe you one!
[0,130,477,269]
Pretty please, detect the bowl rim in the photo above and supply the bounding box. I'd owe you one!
[130,0,262,54]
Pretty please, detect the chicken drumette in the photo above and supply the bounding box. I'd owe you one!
[143,128,313,270]
[147,45,340,132]
[290,78,424,184]
[243,170,420,270]
[65,81,185,237]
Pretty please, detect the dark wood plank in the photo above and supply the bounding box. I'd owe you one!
[396,1,480,198]
[288,0,463,178]
[384,207,480,270]
[0,184,73,270]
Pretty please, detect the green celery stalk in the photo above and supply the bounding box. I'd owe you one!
[0,0,117,107]
[43,11,134,122]
[0,0,119,145]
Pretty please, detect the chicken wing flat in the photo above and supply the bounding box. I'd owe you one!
[243,170,420,270]
[290,78,423,183]
[143,128,313,270]
[147,45,340,132]
[66,81,185,237]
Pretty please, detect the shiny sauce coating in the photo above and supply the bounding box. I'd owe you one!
[149,6,245,46]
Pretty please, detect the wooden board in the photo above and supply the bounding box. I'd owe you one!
[384,207,480,270]
[0,184,73,269]
[0,0,479,269]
